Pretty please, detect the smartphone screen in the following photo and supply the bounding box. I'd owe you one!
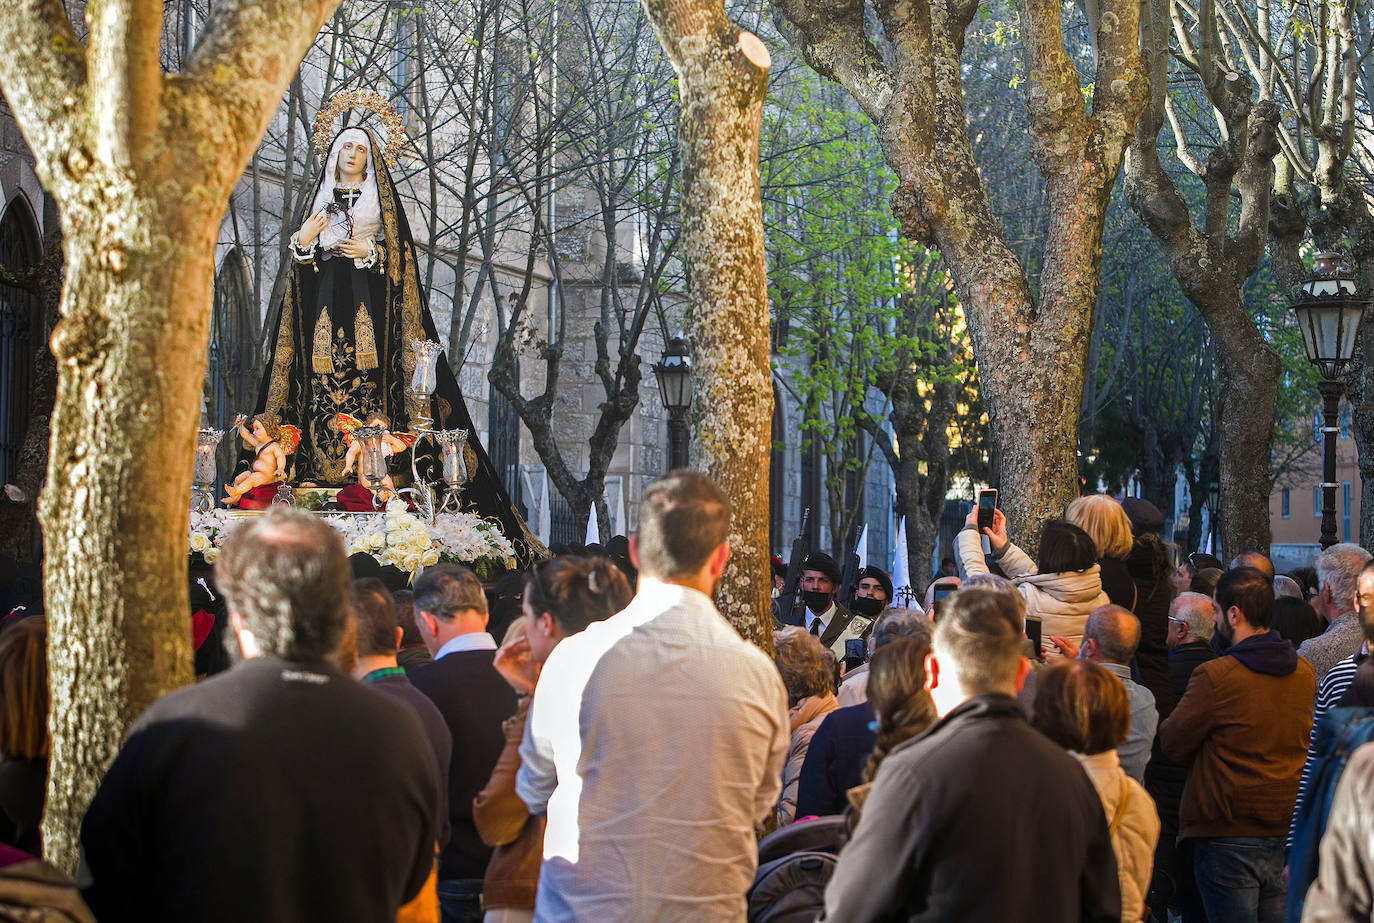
[843,638,866,673]
[1025,615,1044,661]
[932,585,954,620]
[977,489,998,531]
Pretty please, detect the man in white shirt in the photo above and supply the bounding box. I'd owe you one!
[516,471,789,922]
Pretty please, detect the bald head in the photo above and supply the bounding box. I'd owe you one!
[1230,551,1275,582]
[1083,604,1141,665]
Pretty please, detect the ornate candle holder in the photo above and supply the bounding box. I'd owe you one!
[434,427,470,513]
[400,338,446,522]
[408,338,443,430]
[354,424,389,509]
[192,427,224,512]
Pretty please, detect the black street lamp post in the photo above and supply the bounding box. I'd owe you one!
[1290,251,1369,549]
[1205,479,1220,552]
[653,335,692,472]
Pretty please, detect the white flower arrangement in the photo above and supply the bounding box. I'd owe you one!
[187,509,243,565]
[188,501,514,577]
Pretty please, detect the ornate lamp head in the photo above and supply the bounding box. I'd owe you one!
[1291,251,1369,379]
[653,335,693,411]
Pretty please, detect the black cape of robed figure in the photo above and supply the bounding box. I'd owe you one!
[250,124,545,565]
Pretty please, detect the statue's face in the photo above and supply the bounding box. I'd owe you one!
[251,421,268,441]
[337,138,369,180]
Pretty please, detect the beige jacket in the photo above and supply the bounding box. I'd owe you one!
[1075,750,1160,922]
[956,528,1108,661]
[777,693,839,826]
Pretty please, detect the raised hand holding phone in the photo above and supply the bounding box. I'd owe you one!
[982,508,1008,552]
[977,489,998,530]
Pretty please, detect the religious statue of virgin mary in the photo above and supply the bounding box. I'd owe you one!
[251,92,543,564]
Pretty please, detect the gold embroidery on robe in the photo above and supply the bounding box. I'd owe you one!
[312,309,334,374]
[354,302,379,370]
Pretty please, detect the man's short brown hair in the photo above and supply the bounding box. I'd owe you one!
[216,508,351,663]
[412,564,488,621]
[932,588,1024,695]
[635,470,731,578]
[351,577,397,658]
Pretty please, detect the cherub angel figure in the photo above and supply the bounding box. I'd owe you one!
[223,412,299,506]
[339,411,414,498]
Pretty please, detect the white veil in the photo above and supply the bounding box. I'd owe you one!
[310,127,384,252]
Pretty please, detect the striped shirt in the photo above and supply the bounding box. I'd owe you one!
[1288,646,1369,848]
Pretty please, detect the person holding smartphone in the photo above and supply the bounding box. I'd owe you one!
[956,500,1108,662]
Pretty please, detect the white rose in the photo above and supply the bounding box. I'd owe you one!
[367,533,386,551]
[202,547,219,565]
[190,533,211,553]
[421,548,440,567]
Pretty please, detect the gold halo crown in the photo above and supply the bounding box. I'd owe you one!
[311,90,405,166]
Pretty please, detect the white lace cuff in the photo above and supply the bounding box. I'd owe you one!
[288,232,317,263]
[354,238,378,270]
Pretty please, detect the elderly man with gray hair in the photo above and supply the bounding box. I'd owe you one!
[795,606,933,818]
[1299,542,1374,684]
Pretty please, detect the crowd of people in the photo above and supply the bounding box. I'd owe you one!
[2,476,1374,921]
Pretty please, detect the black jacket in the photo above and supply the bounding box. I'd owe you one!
[822,694,1119,923]
[410,646,518,881]
[795,703,877,818]
[81,656,442,923]
[1144,640,1216,839]
[365,670,454,851]
[1132,579,1176,719]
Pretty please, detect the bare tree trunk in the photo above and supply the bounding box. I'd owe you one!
[1124,40,1282,558]
[0,0,339,871]
[774,0,1148,552]
[638,0,772,646]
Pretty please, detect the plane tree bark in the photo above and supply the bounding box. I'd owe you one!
[0,0,339,870]
[773,0,1149,548]
[1123,0,1281,559]
[637,0,774,645]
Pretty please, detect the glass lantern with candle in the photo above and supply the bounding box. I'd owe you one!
[192,428,224,512]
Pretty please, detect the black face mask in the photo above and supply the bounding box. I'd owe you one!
[851,596,884,618]
[803,590,833,614]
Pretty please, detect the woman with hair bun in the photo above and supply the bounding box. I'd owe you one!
[846,637,936,829]
[473,556,631,922]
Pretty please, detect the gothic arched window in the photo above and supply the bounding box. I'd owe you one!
[0,197,41,487]
[207,249,259,480]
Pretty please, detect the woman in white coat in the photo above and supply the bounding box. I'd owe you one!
[955,507,1108,660]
